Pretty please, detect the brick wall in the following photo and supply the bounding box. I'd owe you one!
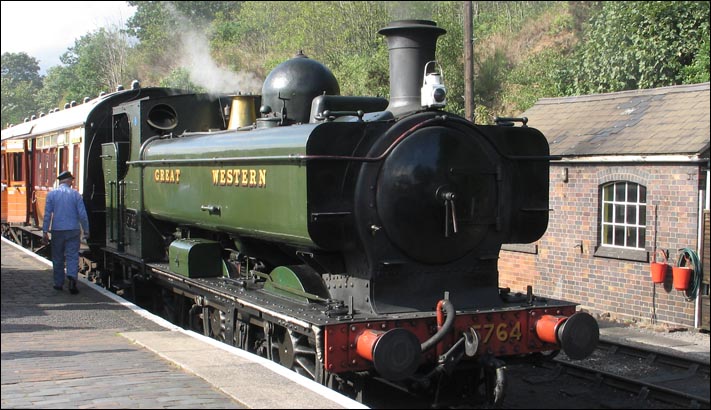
[499,162,705,328]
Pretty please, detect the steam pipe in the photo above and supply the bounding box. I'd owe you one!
[420,299,455,353]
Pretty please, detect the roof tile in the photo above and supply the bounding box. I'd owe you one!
[522,83,710,156]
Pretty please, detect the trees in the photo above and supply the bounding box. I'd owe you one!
[35,26,132,114]
[682,22,710,84]
[573,1,710,94]
[1,52,42,127]
[1,52,42,88]
[125,1,243,85]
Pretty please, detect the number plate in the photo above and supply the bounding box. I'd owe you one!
[471,321,523,344]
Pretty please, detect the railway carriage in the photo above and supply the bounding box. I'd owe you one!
[1,86,193,248]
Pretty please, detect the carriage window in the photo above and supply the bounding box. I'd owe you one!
[600,181,646,250]
[73,144,80,183]
[34,150,42,187]
[12,153,24,181]
[49,148,57,185]
[40,150,48,186]
[59,146,68,174]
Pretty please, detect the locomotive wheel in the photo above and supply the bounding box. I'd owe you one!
[271,327,317,380]
[99,270,111,289]
[209,308,228,343]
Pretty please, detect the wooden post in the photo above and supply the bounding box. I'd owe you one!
[464,1,474,123]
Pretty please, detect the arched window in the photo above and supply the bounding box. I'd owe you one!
[600,181,647,249]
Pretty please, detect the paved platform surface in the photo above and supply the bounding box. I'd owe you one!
[598,317,710,365]
[1,238,366,409]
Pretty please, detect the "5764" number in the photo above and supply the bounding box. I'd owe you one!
[471,322,522,344]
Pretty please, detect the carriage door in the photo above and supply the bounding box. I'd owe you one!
[1,149,7,223]
[3,141,28,223]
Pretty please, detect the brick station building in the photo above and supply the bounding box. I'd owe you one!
[498,82,710,330]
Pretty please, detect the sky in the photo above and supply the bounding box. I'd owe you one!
[1,1,137,74]
[0,0,263,94]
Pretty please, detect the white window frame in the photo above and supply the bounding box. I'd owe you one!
[600,181,647,250]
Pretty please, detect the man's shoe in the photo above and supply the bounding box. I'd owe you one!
[53,285,63,291]
[68,278,79,295]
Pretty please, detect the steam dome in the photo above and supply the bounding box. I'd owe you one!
[261,51,340,124]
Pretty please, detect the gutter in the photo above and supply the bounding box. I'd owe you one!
[551,154,709,164]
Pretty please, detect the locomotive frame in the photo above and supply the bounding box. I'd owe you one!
[1,20,599,407]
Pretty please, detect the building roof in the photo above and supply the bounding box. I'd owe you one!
[521,82,710,157]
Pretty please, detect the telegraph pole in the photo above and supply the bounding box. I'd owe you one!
[464,1,474,123]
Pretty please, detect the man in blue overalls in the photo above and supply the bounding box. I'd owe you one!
[42,171,89,294]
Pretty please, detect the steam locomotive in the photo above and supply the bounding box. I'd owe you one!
[1,20,598,407]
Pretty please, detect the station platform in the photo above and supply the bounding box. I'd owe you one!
[0,238,367,409]
[596,313,709,365]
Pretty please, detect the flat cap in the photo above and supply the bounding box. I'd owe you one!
[57,171,74,181]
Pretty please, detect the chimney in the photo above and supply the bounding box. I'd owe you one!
[378,20,446,116]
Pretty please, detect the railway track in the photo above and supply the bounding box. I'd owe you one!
[548,340,710,408]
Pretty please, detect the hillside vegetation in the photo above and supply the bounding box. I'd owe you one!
[2,1,709,127]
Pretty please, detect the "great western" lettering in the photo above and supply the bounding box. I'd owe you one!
[154,168,181,183]
[211,169,267,188]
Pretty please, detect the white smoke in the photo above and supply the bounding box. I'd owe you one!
[164,3,262,95]
[178,28,262,95]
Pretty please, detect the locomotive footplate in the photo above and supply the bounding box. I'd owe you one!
[145,261,581,327]
[143,262,598,377]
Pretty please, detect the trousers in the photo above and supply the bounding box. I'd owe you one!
[50,229,81,287]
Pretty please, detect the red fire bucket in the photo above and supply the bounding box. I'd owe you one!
[672,266,692,290]
[650,262,667,283]
[650,249,668,284]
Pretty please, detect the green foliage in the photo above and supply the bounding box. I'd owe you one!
[126,1,241,45]
[473,104,494,125]
[573,1,710,94]
[1,52,42,126]
[476,49,509,107]
[1,52,42,88]
[218,1,394,97]
[169,1,243,23]
[330,49,390,98]
[503,49,574,112]
[35,65,76,114]
[1,77,38,127]
[473,1,558,37]
[51,29,129,104]
[682,24,710,84]
[548,12,573,35]
[431,2,466,117]
[159,67,205,92]
[233,2,391,69]
[567,1,603,36]
[470,2,570,117]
